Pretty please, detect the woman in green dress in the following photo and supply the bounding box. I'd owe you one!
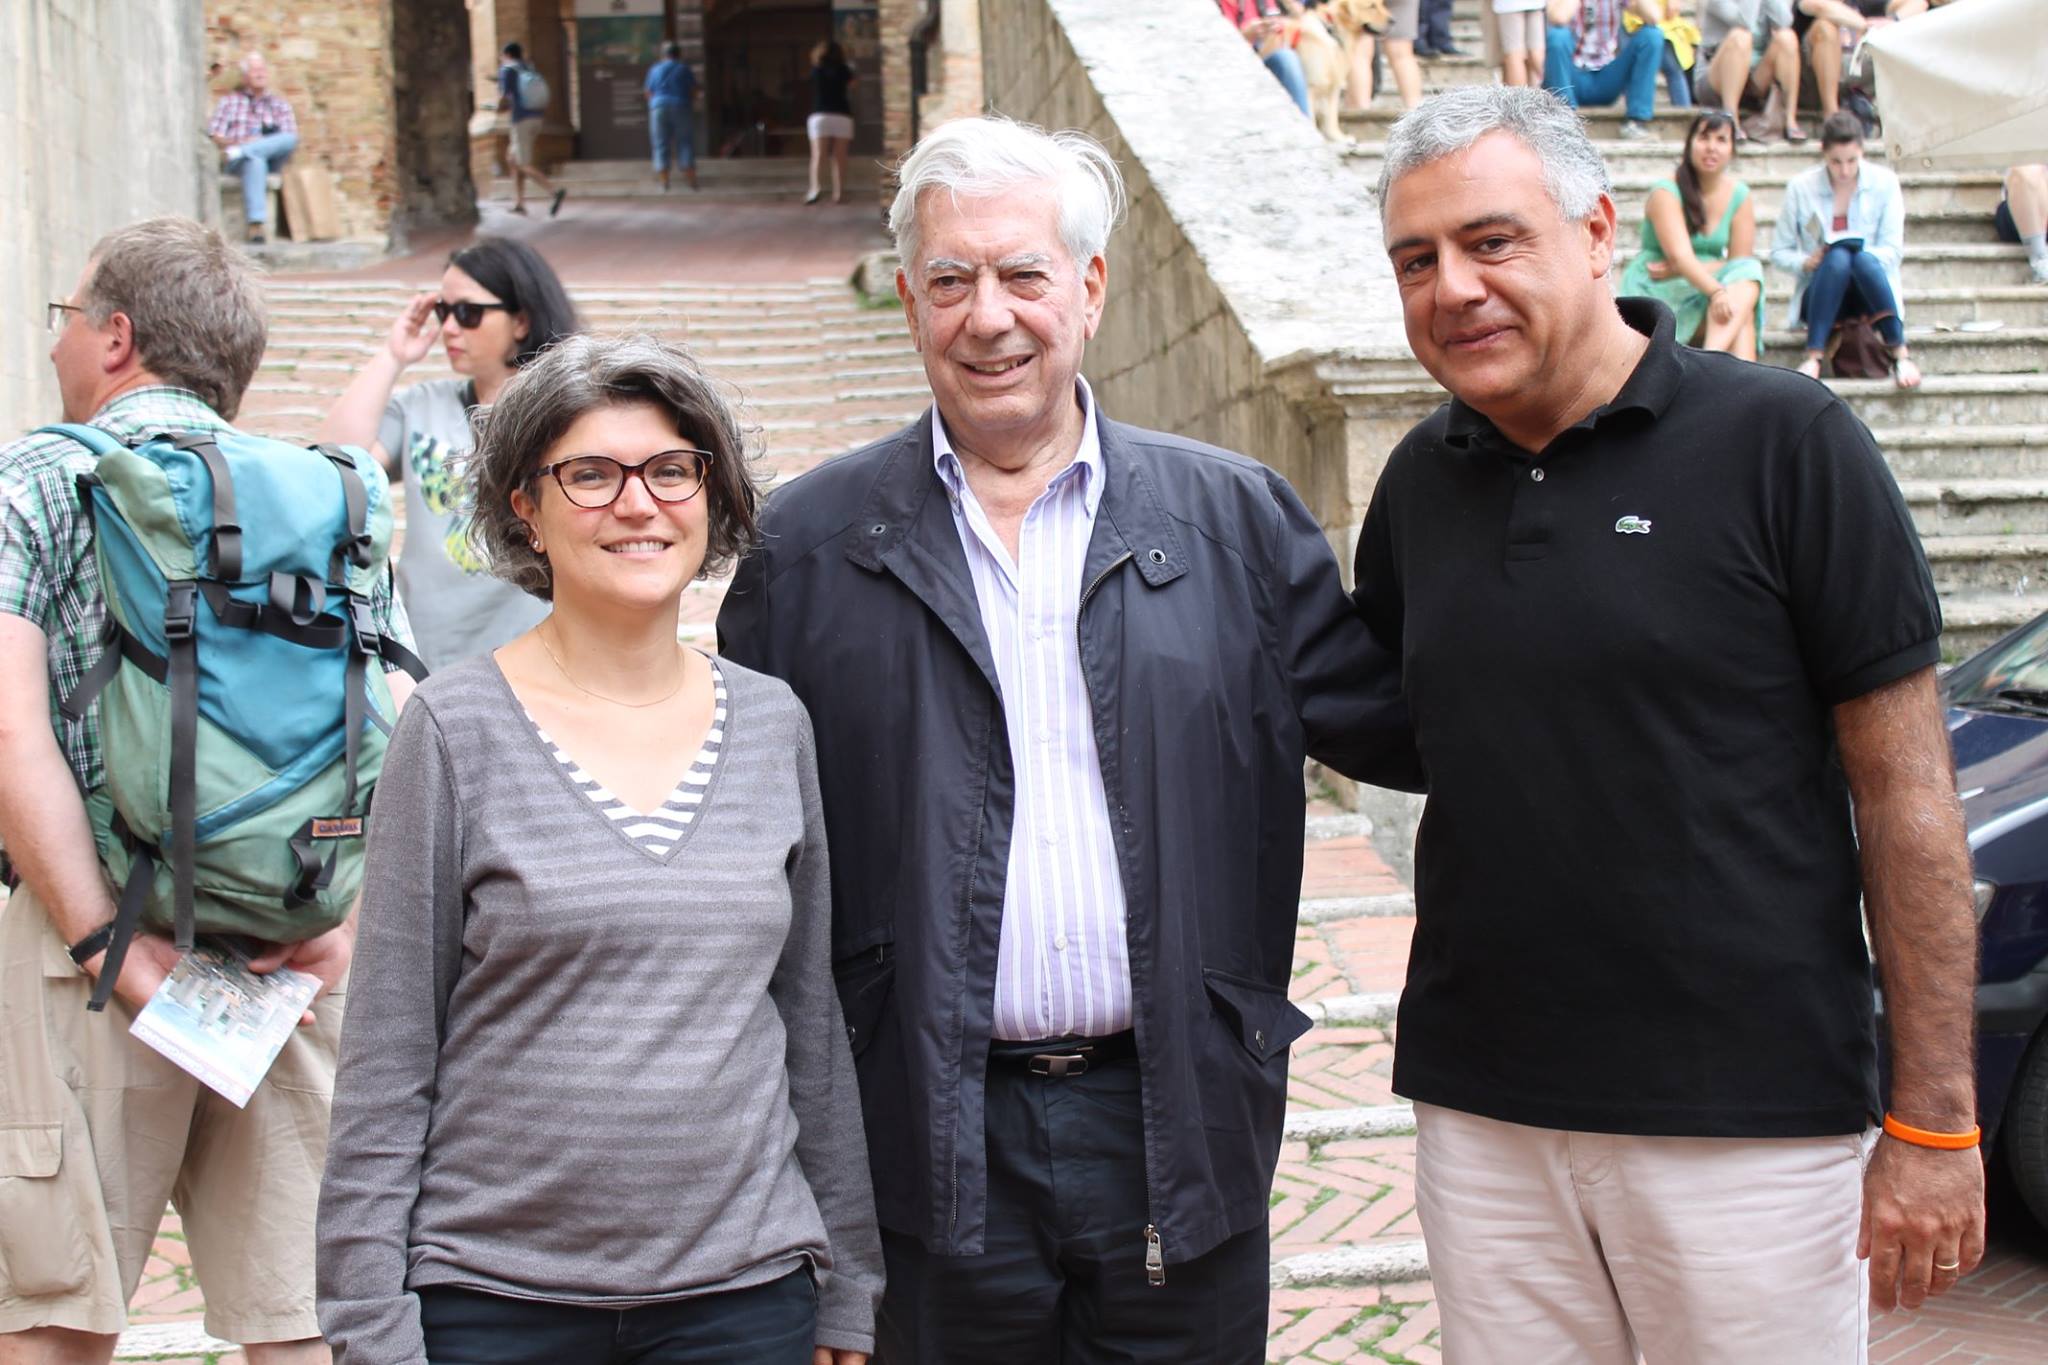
[1620,110,1767,360]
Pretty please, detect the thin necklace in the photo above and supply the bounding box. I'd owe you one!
[537,623,688,709]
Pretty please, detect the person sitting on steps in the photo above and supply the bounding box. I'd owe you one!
[1769,110,1921,388]
[1995,164,2048,287]
[1620,110,1767,359]
[208,52,297,245]
[1543,0,1670,141]
[1697,0,1808,143]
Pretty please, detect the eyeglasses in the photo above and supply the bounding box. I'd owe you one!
[46,302,83,333]
[433,299,514,329]
[533,450,713,509]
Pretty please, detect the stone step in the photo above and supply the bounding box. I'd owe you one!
[1343,104,1699,138]
[1876,423,2048,478]
[1271,1240,1432,1290]
[1935,593,2048,660]
[1758,325,2048,377]
[1901,480,2048,537]
[1299,892,1416,923]
[1348,154,2007,218]
[1921,536,2048,596]
[1888,289,2048,329]
[1302,993,1402,1030]
[538,156,883,187]
[1284,1103,1418,1145]
[114,1320,235,1361]
[1822,372,2048,427]
[1349,137,1903,181]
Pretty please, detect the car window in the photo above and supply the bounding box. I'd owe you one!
[1946,612,2048,708]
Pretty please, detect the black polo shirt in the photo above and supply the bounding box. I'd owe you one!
[1354,298,1942,1138]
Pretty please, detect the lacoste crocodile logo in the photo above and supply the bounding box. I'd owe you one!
[1614,515,1654,535]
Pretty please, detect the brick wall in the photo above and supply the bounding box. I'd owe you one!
[1,0,211,429]
[205,2,397,240]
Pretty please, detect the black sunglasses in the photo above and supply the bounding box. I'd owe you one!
[433,299,514,329]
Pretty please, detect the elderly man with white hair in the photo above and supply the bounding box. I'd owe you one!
[718,115,1418,1361]
[208,52,298,244]
[1358,84,1983,1361]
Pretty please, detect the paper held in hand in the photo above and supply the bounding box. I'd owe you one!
[129,940,319,1107]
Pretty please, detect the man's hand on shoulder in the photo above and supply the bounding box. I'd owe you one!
[1860,1134,1986,1310]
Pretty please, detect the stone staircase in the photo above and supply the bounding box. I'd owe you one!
[487,154,883,203]
[1336,3,2048,659]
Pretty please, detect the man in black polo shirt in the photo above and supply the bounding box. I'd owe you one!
[1359,85,1984,1360]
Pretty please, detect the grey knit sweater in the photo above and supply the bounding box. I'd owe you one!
[315,657,882,1364]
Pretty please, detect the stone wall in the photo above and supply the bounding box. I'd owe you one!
[391,0,479,242]
[0,0,211,431]
[882,0,983,182]
[977,0,1431,551]
[205,3,396,240]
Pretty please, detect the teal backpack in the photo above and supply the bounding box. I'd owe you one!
[40,425,426,1011]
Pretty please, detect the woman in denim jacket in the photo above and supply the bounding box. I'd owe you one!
[1769,110,1920,386]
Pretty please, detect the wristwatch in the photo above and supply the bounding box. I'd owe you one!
[67,921,116,966]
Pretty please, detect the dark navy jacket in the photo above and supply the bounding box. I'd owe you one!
[717,406,1419,1269]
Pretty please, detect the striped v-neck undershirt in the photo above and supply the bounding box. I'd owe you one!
[524,658,728,857]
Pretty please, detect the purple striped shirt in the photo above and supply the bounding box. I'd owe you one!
[932,382,1133,1042]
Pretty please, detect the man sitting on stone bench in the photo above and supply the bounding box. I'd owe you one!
[209,52,297,245]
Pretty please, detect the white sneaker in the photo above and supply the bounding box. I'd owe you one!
[2032,260,2048,287]
[224,145,248,167]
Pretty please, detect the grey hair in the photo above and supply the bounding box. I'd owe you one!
[466,333,762,601]
[82,218,266,421]
[1377,86,1611,225]
[238,50,266,77]
[889,115,1127,273]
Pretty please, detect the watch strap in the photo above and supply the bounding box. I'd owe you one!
[68,921,116,966]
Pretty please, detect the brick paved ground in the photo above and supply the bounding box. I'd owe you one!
[95,201,2048,1362]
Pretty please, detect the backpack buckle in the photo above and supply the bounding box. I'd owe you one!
[163,583,198,641]
[346,597,381,656]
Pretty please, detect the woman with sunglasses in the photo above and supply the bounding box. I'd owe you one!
[1620,109,1768,360]
[317,333,884,1365]
[318,235,580,668]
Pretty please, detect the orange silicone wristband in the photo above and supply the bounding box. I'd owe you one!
[1882,1114,1982,1151]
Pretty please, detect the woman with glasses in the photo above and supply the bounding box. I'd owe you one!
[1620,109,1767,359]
[318,235,580,668]
[316,333,884,1365]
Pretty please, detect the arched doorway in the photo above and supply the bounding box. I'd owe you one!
[702,0,881,159]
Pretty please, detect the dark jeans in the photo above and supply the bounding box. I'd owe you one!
[874,1042,1270,1364]
[1544,23,1667,123]
[417,1268,816,1365]
[1418,0,1456,50]
[1801,242,1905,351]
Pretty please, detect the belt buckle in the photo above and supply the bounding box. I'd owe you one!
[1028,1046,1094,1079]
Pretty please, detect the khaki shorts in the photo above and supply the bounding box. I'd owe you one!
[0,885,342,1343]
[509,117,542,169]
[1484,7,1548,62]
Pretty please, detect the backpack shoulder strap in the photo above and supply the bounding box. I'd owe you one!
[34,423,126,458]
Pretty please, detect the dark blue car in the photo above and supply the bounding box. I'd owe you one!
[1941,616,2048,1230]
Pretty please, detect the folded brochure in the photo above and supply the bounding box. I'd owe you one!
[129,939,319,1107]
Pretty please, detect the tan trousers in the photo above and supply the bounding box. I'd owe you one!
[0,885,341,1343]
[1414,1100,1871,1364]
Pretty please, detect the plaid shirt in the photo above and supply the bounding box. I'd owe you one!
[207,88,297,143]
[0,387,414,877]
[1568,0,1627,70]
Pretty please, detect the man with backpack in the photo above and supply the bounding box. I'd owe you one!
[498,41,566,218]
[0,217,417,1363]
